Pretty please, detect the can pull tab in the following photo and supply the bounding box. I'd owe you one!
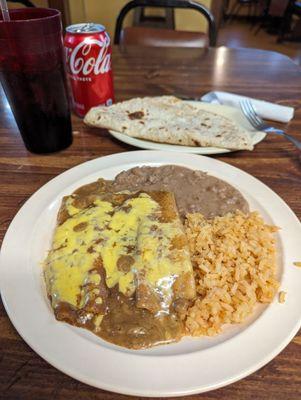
[78,23,94,33]
[66,23,105,34]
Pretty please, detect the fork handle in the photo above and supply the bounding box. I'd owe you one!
[265,127,301,151]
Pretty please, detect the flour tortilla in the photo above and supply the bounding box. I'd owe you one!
[84,96,253,150]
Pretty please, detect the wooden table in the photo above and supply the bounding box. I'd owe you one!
[0,46,301,400]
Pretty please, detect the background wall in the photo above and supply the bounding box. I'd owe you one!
[176,0,211,32]
[67,0,85,24]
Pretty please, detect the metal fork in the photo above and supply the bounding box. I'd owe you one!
[240,99,301,151]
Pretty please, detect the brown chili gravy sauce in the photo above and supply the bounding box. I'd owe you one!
[55,165,248,349]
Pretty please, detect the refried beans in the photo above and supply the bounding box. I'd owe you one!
[110,165,248,218]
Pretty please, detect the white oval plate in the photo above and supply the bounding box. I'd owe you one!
[109,102,266,154]
[1,151,301,397]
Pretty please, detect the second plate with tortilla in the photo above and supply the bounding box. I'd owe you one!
[109,102,266,155]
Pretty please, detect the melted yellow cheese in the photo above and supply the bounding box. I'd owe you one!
[44,192,192,313]
[135,219,192,311]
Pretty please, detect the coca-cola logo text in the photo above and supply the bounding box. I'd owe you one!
[67,37,111,76]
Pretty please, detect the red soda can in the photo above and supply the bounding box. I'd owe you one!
[64,23,114,117]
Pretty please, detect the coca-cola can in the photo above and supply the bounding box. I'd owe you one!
[64,23,114,117]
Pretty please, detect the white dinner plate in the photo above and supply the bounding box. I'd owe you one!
[1,151,301,397]
[109,102,266,154]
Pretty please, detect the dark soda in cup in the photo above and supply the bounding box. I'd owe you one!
[0,8,72,154]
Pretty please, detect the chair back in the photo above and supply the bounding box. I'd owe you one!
[8,0,35,6]
[114,0,217,46]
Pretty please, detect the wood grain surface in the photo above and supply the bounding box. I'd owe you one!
[0,46,301,400]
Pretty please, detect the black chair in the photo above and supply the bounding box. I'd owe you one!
[227,0,260,22]
[133,6,175,29]
[114,0,217,48]
[8,0,35,6]
[278,0,301,42]
[253,0,272,35]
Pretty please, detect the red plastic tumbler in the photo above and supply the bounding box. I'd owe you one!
[0,8,72,153]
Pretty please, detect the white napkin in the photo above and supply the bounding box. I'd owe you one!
[201,91,294,123]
